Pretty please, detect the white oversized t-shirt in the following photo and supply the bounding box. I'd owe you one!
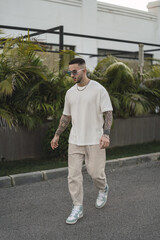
[63,80,113,145]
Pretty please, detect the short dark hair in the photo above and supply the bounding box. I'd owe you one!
[69,58,86,66]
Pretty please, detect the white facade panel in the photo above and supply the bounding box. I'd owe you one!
[0,0,160,70]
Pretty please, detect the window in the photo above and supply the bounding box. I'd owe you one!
[38,42,75,52]
[98,48,153,64]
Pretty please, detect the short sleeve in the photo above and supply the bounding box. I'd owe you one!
[100,87,113,112]
[63,93,71,116]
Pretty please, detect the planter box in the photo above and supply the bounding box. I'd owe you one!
[0,115,160,161]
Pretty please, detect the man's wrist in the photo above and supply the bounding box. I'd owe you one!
[103,129,110,135]
[55,132,60,137]
[103,134,110,140]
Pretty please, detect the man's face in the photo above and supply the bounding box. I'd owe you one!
[68,64,85,84]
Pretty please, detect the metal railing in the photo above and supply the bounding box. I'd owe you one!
[1,24,160,70]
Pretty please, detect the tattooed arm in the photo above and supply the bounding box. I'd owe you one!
[51,114,71,149]
[100,111,113,149]
[55,114,71,136]
[103,111,113,139]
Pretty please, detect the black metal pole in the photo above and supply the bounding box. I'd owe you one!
[23,26,61,39]
[59,25,64,52]
[59,25,64,72]
[1,24,160,47]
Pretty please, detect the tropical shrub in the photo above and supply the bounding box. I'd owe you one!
[0,36,72,129]
[94,55,117,76]
[90,56,160,118]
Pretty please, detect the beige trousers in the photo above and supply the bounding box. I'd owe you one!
[68,143,107,206]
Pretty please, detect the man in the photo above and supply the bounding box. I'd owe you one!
[51,58,113,224]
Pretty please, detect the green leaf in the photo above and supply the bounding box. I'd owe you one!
[0,77,13,95]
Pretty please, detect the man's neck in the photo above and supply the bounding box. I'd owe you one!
[77,78,90,87]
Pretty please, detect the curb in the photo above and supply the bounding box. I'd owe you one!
[0,152,160,189]
[105,152,160,168]
[10,171,43,187]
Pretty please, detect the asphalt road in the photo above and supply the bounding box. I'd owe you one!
[0,160,160,240]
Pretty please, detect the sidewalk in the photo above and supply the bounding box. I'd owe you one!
[0,159,160,240]
[0,152,160,188]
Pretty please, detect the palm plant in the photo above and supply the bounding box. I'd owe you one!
[142,65,160,114]
[59,50,77,73]
[0,36,66,129]
[104,61,135,93]
[94,55,117,77]
[91,56,160,118]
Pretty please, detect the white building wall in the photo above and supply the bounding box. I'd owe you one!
[97,2,158,57]
[147,1,160,59]
[0,0,160,70]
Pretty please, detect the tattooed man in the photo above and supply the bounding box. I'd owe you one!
[51,58,113,224]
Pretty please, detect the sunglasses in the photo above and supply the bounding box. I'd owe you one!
[67,69,84,76]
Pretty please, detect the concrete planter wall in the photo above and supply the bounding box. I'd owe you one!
[110,115,160,147]
[0,124,49,161]
[0,115,160,161]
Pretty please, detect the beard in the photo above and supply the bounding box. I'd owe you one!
[75,74,83,84]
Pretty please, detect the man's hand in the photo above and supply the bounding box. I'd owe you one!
[51,135,59,150]
[50,114,71,150]
[99,135,110,149]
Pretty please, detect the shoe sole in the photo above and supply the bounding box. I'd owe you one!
[66,213,83,225]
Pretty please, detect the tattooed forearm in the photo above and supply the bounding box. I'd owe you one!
[103,111,113,136]
[55,114,71,136]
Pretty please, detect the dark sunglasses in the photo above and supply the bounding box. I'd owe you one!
[67,69,84,76]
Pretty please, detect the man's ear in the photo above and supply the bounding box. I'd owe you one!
[83,68,87,73]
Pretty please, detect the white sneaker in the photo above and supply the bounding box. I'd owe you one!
[66,205,83,224]
[95,184,109,209]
